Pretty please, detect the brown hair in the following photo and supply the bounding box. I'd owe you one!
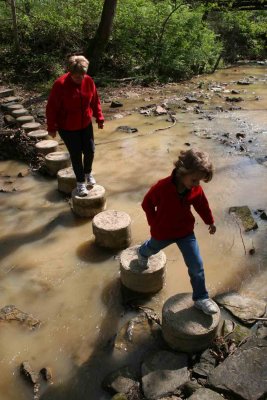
[67,55,89,74]
[174,149,214,182]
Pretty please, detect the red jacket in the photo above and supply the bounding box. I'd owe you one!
[46,72,104,132]
[142,171,214,240]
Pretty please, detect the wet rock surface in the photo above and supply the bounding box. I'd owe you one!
[0,305,41,329]
[229,206,258,231]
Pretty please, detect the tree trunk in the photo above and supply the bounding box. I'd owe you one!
[10,0,19,52]
[88,0,118,75]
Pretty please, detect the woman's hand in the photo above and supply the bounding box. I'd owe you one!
[208,224,216,234]
[48,131,57,138]
[98,121,104,129]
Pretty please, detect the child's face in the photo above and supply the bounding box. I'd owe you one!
[181,171,205,190]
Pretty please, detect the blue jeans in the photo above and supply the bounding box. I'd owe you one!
[139,233,208,301]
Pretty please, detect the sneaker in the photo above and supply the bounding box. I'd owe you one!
[76,182,89,197]
[194,298,219,315]
[137,247,149,268]
[86,173,96,186]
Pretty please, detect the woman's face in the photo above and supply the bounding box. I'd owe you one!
[71,72,86,85]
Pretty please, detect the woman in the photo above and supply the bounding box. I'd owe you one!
[46,55,104,196]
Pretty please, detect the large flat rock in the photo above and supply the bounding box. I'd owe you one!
[208,337,267,400]
[215,292,266,325]
[141,350,189,399]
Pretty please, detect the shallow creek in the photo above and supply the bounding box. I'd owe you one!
[0,65,266,400]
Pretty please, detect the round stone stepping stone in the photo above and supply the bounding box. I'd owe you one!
[16,115,34,126]
[1,96,21,104]
[45,151,71,176]
[92,210,131,249]
[162,293,220,353]
[11,108,28,117]
[27,129,49,140]
[0,88,14,98]
[71,185,106,217]
[22,122,41,132]
[120,245,166,294]
[57,167,76,194]
[5,103,24,112]
[35,140,58,155]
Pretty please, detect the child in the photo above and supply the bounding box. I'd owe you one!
[138,149,219,315]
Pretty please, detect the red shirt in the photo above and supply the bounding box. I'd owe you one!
[142,171,214,240]
[46,72,104,132]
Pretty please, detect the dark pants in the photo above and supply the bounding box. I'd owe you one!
[139,233,209,301]
[59,123,95,183]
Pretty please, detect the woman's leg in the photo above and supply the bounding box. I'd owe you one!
[176,233,208,301]
[59,129,84,182]
[81,124,95,175]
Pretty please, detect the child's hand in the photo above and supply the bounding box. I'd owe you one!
[98,121,104,129]
[209,224,216,234]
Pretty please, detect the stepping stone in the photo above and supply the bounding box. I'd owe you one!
[1,102,16,112]
[21,122,41,132]
[71,185,106,218]
[0,89,14,98]
[45,151,71,177]
[162,293,220,353]
[35,140,58,155]
[27,129,49,140]
[120,245,166,294]
[5,103,24,112]
[1,96,21,104]
[11,108,28,117]
[92,210,132,249]
[16,115,35,126]
[57,167,76,194]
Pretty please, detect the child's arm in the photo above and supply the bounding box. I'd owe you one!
[141,186,158,226]
[192,187,215,232]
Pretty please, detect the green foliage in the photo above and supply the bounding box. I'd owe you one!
[208,10,267,62]
[0,0,266,86]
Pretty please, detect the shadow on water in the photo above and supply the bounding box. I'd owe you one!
[0,211,88,262]
[40,279,137,400]
[44,188,70,203]
[77,240,118,264]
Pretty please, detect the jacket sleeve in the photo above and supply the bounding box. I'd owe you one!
[90,81,104,123]
[192,186,214,225]
[141,184,159,226]
[46,80,63,132]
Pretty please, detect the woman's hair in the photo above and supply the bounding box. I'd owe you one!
[174,149,214,182]
[67,55,89,74]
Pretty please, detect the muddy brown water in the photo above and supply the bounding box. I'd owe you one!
[0,65,266,400]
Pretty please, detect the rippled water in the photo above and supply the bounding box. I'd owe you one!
[0,65,266,400]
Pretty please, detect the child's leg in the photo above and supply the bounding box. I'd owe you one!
[139,237,172,257]
[176,233,208,301]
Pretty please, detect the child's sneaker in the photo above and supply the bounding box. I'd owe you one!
[194,298,219,315]
[76,182,89,197]
[137,248,149,268]
[86,173,96,186]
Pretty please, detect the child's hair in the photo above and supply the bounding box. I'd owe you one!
[174,149,214,182]
[67,55,89,74]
